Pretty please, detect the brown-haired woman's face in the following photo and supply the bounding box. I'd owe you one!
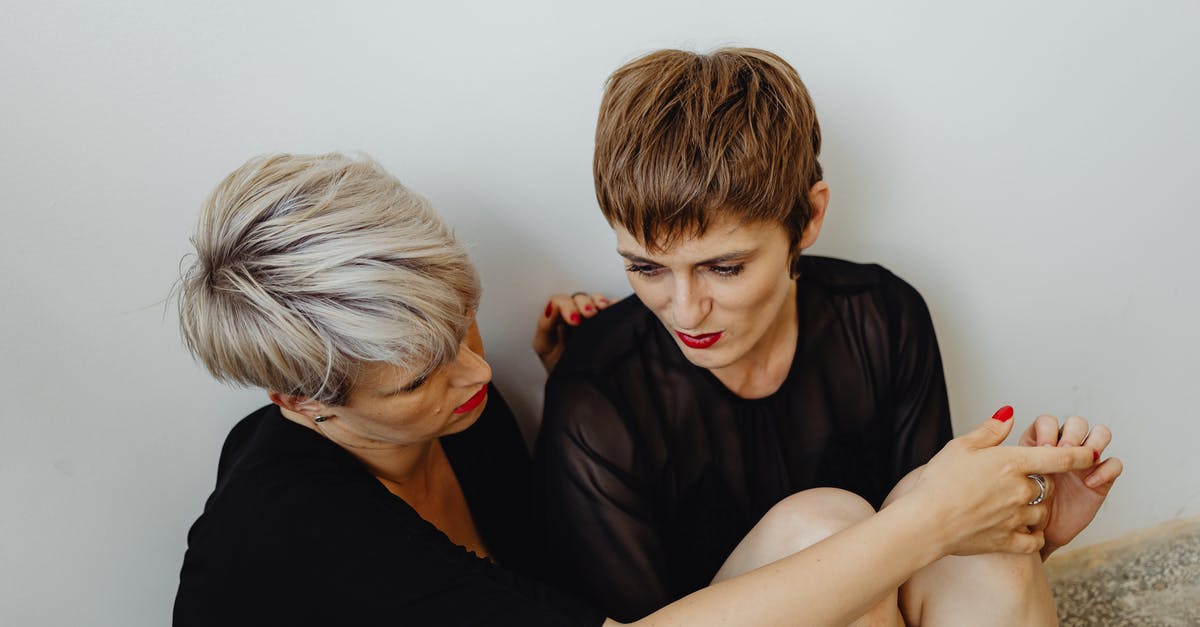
[615,217,796,373]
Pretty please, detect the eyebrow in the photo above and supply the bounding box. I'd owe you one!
[617,249,755,266]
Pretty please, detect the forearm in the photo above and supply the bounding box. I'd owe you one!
[623,496,944,627]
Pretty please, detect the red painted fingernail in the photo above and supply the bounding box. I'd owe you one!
[1093,449,1100,463]
[570,313,580,324]
[544,302,553,318]
[992,405,1014,422]
[584,305,594,312]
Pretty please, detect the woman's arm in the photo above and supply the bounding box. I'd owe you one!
[614,492,939,627]
[613,414,1098,627]
[536,377,676,620]
[883,271,953,485]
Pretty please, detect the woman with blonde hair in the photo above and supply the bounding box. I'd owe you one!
[174,151,1103,626]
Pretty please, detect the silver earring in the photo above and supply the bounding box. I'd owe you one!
[314,415,329,423]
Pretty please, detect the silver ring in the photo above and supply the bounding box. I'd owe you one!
[1027,473,1047,505]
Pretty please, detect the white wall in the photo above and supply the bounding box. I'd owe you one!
[2,1,1197,624]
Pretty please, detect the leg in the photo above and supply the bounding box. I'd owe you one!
[712,488,904,627]
[884,468,1059,626]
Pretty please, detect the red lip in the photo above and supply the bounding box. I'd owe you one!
[453,384,488,414]
[675,330,723,349]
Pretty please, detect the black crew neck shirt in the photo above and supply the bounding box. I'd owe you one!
[535,256,953,622]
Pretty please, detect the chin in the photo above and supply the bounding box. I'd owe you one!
[442,399,487,435]
[678,344,739,370]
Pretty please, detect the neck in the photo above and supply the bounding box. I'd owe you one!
[711,281,799,399]
[278,407,440,497]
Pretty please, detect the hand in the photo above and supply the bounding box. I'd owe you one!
[1020,414,1123,558]
[905,407,1097,557]
[532,292,611,373]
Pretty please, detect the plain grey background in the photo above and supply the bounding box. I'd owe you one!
[2,1,1197,624]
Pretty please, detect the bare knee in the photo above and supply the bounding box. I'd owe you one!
[966,552,1048,596]
[882,465,923,509]
[903,552,1054,626]
[713,487,878,583]
[760,487,876,549]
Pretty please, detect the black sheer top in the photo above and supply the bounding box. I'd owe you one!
[175,388,603,627]
[534,256,952,622]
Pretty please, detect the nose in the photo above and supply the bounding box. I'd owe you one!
[449,340,492,389]
[671,275,710,331]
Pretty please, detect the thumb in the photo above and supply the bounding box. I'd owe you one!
[959,405,1016,450]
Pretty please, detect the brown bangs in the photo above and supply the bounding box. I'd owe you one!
[594,47,823,256]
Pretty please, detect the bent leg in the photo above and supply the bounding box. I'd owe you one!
[713,488,904,627]
[884,468,1059,626]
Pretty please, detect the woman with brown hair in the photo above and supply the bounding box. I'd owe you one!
[535,47,1123,625]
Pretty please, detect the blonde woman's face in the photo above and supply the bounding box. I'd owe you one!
[616,218,797,372]
[324,319,492,447]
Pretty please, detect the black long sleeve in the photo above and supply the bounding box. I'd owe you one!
[535,256,952,622]
[176,393,603,627]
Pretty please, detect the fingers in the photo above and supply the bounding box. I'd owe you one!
[542,292,611,330]
[1007,529,1046,555]
[539,295,582,329]
[1014,444,1097,475]
[1033,472,1054,504]
[1022,502,1050,531]
[1021,414,1061,447]
[571,292,610,318]
[1084,456,1124,490]
[1082,424,1112,454]
[1058,415,1091,448]
[995,472,1051,510]
[959,406,1017,449]
[551,295,582,326]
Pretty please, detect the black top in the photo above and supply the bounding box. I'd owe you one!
[535,256,952,622]
[174,388,604,627]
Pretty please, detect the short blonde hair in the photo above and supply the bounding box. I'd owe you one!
[594,48,823,272]
[176,153,480,405]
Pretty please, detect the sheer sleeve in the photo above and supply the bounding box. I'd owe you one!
[883,272,954,486]
[535,376,673,622]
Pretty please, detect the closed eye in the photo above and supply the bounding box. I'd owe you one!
[625,263,664,277]
[708,264,744,277]
[396,372,429,394]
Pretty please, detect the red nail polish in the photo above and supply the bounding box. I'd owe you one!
[544,302,553,318]
[584,305,594,312]
[570,313,580,324]
[992,405,1014,422]
[1093,449,1100,463]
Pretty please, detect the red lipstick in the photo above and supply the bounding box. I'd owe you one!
[453,384,488,414]
[675,330,723,349]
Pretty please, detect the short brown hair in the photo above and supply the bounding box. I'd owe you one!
[594,47,823,269]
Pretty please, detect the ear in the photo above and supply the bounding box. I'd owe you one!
[268,390,327,421]
[798,181,830,249]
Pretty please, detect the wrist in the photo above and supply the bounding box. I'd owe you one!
[878,491,954,566]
